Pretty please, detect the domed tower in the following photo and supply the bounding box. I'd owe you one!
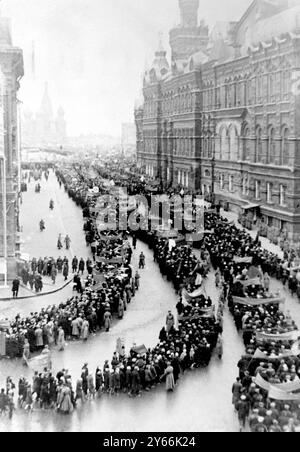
[170,0,209,63]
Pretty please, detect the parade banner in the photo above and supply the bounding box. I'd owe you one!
[256,330,299,343]
[233,296,284,306]
[96,257,124,265]
[269,386,300,401]
[132,344,148,355]
[182,287,205,303]
[233,257,253,264]
[255,373,300,394]
[93,272,106,284]
[238,277,261,287]
[28,353,50,372]
[99,234,122,242]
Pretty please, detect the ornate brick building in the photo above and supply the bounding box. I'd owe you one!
[135,0,300,242]
[0,16,24,282]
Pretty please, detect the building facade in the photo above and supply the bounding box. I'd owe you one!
[0,16,24,281]
[135,0,300,243]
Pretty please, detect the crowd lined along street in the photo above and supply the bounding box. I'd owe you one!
[1,162,300,432]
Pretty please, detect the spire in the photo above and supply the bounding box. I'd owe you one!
[40,82,53,118]
[155,31,166,57]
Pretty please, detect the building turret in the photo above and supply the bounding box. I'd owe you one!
[170,0,209,62]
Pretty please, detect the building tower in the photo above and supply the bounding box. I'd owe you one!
[169,0,209,62]
[35,82,54,143]
[179,0,199,27]
[55,106,66,144]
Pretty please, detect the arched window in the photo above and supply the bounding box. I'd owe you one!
[281,127,289,166]
[267,127,276,164]
[207,132,212,159]
[220,127,228,160]
[268,73,275,101]
[242,126,250,161]
[229,126,238,161]
[255,127,263,163]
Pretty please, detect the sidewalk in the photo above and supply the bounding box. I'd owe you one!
[0,274,74,301]
[220,208,284,259]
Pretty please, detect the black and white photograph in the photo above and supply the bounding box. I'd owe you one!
[0,0,300,436]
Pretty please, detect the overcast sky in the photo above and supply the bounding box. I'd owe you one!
[2,0,251,137]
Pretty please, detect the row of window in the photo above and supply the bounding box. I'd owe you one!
[203,70,291,111]
[177,169,189,187]
[143,68,291,118]
[219,174,287,206]
[143,125,291,166]
[145,164,155,177]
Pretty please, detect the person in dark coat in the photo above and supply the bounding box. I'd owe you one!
[12,278,20,298]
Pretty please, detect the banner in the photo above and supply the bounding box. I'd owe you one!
[233,257,253,264]
[96,257,124,265]
[255,373,300,392]
[269,386,300,401]
[233,296,285,306]
[256,330,299,343]
[28,353,50,372]
[182,287,205,303]
[236,277,262,287]
[99,234,122,242]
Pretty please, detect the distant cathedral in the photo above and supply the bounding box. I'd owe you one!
[22,82,67,147]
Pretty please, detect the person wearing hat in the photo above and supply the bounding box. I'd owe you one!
[236,395,250,431]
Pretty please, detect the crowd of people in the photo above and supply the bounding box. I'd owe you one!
[18,255,91,292]
[8,162,300,430]
[198,211,300,432]
[0,164,224,420]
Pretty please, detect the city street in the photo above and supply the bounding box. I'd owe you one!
[0,170,244,432]
[0,172,300,432]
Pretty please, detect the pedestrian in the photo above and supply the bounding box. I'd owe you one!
[139,252,145,269]
[166,311,175,334]
[51,266,57,285]
[57,326,65,351]
[237,395,250,432]
[63,262,69,281]
[72,256,78,273]
[132,234,137,250]
[161,362,175,392]
[64,235,71,250]
[118,298,124,319]
[81,318,89,341]
[57,383,73,414]
[104,310,112,332]
[216,335,223,360]
[22,339,30,366]
[135,271,140,290]
[79,258,85,275]
[12,278,20,298]
[232,378,242,409]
